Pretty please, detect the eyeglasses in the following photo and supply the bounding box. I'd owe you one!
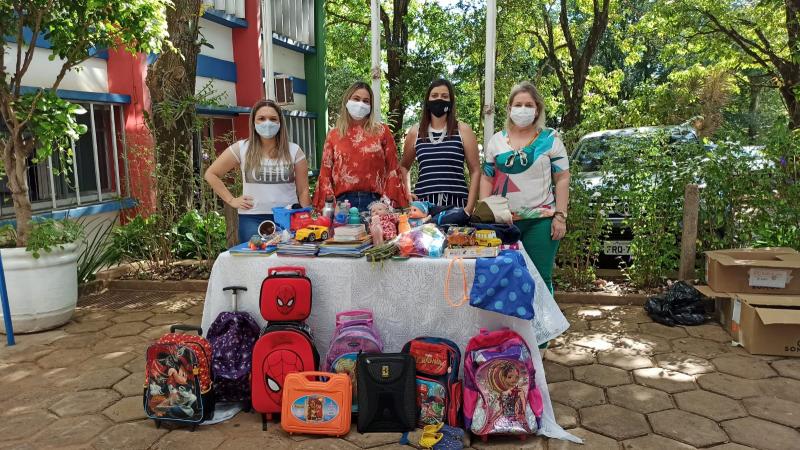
[505,150,529,168]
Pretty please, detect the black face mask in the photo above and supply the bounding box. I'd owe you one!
[427,99,452,118]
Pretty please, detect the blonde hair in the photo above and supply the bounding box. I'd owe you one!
[505,81,547,132]
[245,99,291,174]
[335,81,383,136]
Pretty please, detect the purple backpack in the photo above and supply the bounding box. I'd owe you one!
[206,286,261,403]
[323,310,383,411]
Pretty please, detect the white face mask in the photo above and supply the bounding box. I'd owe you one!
[255,120,280,138]
[510,106,537,127]
[346,100,371,120]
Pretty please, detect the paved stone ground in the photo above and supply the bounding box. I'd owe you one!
[1,292,799,449]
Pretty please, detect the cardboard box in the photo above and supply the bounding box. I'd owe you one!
[705,248,800,295]
[694,285,733,331]
[444,246,499,259]
[730,294,800,357]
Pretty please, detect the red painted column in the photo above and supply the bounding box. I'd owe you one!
[106,49,156,218]
[232,0,264,141]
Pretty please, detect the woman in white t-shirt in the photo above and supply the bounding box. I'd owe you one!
[205,99,311,243]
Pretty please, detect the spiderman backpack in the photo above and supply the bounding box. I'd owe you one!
[260,266,312,322]
[252,266,319,429]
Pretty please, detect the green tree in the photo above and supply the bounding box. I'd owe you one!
[146,0,204,218]
[0,0,169,246]
[668,0,800,129]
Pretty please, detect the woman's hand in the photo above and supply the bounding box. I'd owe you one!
[551,216,567,240]
[229,195,254,210]
[406,191,418,203]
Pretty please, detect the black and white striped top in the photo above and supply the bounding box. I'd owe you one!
[414,130,469,207]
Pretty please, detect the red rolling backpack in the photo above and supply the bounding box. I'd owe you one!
[252,266,319,430]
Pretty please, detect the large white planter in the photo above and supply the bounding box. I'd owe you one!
[0,243,78,334]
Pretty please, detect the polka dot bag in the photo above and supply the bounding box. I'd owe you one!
[469,250,536,319]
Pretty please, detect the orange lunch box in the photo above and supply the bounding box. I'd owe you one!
[280,371,352,436]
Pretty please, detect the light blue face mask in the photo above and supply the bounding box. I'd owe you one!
[255,120,280,138]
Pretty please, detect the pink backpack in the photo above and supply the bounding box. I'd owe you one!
[323,310,383,411]
[463,328,543,438]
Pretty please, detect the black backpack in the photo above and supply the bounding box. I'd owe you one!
[356,353,416,433]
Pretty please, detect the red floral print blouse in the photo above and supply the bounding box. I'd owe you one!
[313,123,409,209]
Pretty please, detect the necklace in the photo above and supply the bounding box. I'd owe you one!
[428,127,446,145]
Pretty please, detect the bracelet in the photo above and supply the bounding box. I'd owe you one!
[554,213,567,222]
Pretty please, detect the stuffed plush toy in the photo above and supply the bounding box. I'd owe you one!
[408,201,431,227]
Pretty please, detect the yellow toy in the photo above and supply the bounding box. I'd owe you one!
[295,225,330,242]
[475,229,502,247]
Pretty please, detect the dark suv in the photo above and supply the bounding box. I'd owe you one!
[572,125,701,269]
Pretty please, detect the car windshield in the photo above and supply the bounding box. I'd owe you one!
[575,128,698,172]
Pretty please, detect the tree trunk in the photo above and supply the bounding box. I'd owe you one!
[145,0,202,219]
[780,83,800,130]
[560,82,585,131]
[747,76,762,139]
[382,0,410,142]
[3,138,33,246]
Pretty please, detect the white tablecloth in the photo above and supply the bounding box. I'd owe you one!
[201,250,578,442]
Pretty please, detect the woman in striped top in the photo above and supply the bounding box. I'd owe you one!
[399,79,481,212]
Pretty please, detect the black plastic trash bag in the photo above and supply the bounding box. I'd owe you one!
[644,281,710,326]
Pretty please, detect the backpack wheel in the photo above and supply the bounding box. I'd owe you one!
[154,419,161,429]
[262,413,268,431]
[191,424,198,432]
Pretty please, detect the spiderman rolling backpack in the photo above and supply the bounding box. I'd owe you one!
[252,266,319,429]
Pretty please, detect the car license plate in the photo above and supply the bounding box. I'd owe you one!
[604,240,631,256]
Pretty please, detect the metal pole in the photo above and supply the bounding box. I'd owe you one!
[261,0,276,99]
[0,252,15,346]
[89,103,103,202]
[47,155,57,209]
[118,105,130,199]
[370,0,381,121]
[483,0,497,150]
[109,105,121,197]
[71,138,82,205]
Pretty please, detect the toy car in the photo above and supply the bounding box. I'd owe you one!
[295,225,329,242]
[475,229,502,247]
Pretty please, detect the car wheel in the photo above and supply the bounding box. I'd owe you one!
[321,231,329,240]
[308,234,316,242]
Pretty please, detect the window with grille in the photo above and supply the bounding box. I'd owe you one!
[0,102,126,217]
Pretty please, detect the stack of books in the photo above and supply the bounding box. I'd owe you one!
[277,241,320,257]
[318,238,373,258]
[332,224,368,242]
[229,242,278,256]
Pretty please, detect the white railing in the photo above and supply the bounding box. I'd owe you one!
[271,0,315,46]
[283,112,317,170]
[204,0,246,19]
[1,103,128,218]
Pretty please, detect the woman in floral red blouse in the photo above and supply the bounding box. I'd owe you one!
[313,81,409,211]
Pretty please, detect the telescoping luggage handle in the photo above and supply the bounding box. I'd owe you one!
[170,324,203,336]
[223,285,247,311]
[267,266,307,277]
[335,309,374,328]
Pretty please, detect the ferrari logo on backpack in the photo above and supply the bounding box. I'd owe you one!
[381,365,390,378]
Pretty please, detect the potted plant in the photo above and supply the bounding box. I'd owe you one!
[0,1,169,333]
[0,220,83,333]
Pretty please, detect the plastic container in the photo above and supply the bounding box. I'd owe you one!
[273,206,312,231]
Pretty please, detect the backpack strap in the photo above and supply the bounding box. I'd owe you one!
[445,257,469,307]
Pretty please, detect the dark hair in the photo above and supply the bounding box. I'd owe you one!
[419,78,458,139]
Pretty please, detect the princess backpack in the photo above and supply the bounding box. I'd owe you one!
[462,328,542,440]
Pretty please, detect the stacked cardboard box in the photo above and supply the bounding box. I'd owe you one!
[697,247,800,357]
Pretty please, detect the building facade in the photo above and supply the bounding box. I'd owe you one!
[1,0,326,221]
